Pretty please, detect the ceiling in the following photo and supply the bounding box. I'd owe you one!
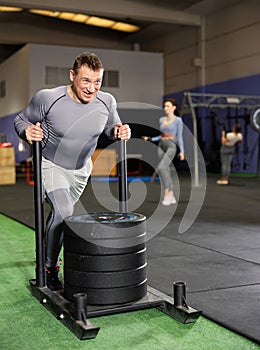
[0,0,239,63]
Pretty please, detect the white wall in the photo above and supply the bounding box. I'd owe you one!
[142,0,260,94]
[2,2,260,107]
[0,44,163,118]
[0,45,30,117]
[142,25,200,94]
[28,44,164,106]
[205,0,260,85]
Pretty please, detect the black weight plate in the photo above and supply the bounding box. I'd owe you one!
[64,235,146,255]
[65,212,146,225]
[64,263,147,289]
[63,223,146,241]
[63,279,148,305]
[64,212,146,240]
[64,247,146,272]
[83,232,147,249]
[250,107,260,133]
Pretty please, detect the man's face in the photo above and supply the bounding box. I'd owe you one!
[70,65,103,104]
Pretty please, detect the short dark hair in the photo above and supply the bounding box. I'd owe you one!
[72,51,103,74]
[164,98,181,116]
[234,123,242,133]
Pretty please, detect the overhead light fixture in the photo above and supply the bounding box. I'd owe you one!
[86,16,116,28]
[0,6,22,12]
[58,12,89,23]
[112,22,140,33]
[29,9,60,17]
[28,8,141,33]
[57,12,75,21]
[71,14,89,23]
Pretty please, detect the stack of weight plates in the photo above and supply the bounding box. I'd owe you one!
[63,212,147,305]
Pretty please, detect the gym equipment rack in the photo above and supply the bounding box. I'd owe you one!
[181,92,260,186]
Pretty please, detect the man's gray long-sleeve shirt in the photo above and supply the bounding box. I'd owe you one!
[14,86,121,169]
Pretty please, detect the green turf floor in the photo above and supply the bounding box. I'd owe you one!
[0,214,259,350]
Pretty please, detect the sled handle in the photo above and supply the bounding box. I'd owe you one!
[118,139,128,213]
[33,141,46,287]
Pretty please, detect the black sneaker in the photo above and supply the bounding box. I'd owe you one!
[46,266,64,291]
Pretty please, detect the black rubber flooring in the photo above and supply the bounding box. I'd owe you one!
[0,174,259,344]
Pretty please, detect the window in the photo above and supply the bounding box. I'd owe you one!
[0,80,6,98]
[102,70,119,88]
[45,66,70,85]
[45,67,120,88]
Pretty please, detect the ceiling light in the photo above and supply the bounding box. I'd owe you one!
[29,9,60,17]
[86,16,116,28]
[112,22,140,33]
[72,14,89,23]
[0,6,22,12]
[27,8,141,33]
[58,12,75,21]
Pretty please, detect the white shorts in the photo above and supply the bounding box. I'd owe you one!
[42,157,93,204]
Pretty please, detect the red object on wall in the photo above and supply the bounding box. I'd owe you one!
[0,142,12,148]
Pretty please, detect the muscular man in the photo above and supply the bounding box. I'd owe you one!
[14,51,131,290]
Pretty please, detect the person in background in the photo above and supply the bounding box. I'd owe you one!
[217,123,243,185]
[143,99,185,206]
[14,51,131,291]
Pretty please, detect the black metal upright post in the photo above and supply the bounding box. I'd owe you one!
[118,139,128,213]
[33,141,46,287]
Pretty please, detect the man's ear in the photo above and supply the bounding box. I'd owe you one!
[69,69,75,82]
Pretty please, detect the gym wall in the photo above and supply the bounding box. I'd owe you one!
[1,1,260,173]
[0,44,164,164]
[141,0,260,95]
[141,0,260,174]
